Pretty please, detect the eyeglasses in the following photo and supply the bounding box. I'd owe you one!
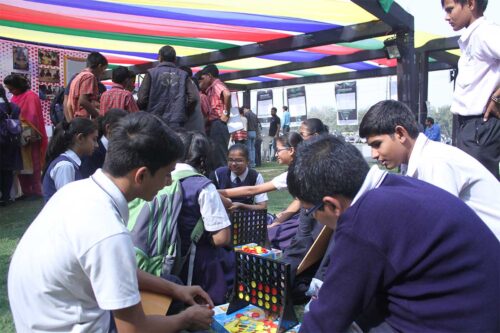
[275,147,291,153]
[304,202,324,217]
[228,159,246,164]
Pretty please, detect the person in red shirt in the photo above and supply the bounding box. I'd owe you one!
[99,67,139,115]
[4,74,48,198]
[198,64,231,169]
[66,52,108,120]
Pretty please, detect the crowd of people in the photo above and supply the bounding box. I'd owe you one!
[1,0,499,331]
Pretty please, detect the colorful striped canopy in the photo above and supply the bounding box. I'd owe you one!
[1,0,449,85]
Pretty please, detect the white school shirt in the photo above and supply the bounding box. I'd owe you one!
[8,169,140,332]
[241,115,248,131]
[229,168,268,204]
[452,17,500,116]
[405,134,500,241]
[49,149,81,190]
[271,171,288,190]
[101,135,109,150]
[174,163,231,232]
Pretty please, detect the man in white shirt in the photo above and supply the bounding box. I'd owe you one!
[359,100,500,241]
[8,112,215,333]
[441,0,500,180]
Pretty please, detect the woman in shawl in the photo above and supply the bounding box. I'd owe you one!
[4,74,48,197]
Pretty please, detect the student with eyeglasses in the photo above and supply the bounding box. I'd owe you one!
[288,134,499,333]
[210,144,268,211]
[218,132,303,250]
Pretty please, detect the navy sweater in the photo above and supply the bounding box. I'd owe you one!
[301,175,500,333]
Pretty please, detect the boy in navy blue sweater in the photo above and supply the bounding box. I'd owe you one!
[287,135,499,333]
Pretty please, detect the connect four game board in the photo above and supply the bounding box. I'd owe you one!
[226,251,298,332]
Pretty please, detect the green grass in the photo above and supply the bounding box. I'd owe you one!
[0,162,291,332]
[0,198,44,333]
[255,162,292,214]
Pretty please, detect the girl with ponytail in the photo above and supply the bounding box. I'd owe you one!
[42,118,97,202]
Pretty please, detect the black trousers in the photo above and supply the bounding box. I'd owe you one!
[255,138,262,166]
[208,119,230,170]
[0,169,14,202]
[457,115,500,180]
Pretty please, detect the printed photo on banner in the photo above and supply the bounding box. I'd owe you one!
[38,84,57,101]
[39,67,61,83]
[38,50,60,67]
[13,46,29,71]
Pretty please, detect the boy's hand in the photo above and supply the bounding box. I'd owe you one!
[484,88,500,121]
[228,202,244,211]
[173,285,214,308]
[181,304,215,331]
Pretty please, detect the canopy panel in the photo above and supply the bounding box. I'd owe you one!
[0,0,453,84]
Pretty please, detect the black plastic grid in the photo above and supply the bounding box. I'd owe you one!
[230,209,268,247]
[227,252,298,332]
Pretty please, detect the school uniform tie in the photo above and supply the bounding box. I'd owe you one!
[235,177,241,185]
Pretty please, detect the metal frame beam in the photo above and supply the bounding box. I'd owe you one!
[126,20,393,75]
[419,36,459,52]
[227,61,453,91]
[429,51,459,67]
[243,67,396,90]
[219,49,387,81]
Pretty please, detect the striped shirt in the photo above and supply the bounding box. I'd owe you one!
[68,69,98,118]
[99,83,139,115]
[232,116,247,141]
[203,78,229,122]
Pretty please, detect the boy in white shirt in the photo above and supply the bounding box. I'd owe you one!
[8,112,215,332]
[359,100,500,241]
[441,0,500,179]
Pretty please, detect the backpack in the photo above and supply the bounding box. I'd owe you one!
[49,87,65,126]
[127,169,205,283]
[0,104,22,146]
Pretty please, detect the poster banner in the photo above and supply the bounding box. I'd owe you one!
[335,82,357,126]
[256,90,273,129]
[286,86,307,126]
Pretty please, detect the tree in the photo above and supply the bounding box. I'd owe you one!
[428,105,452,137]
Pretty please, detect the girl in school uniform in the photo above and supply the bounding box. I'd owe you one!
[42,118,97,202]
[175,131,233,305]
[211,143,268,211]
[218,132,303,250]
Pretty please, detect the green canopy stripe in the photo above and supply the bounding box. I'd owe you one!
[378,0,394,13]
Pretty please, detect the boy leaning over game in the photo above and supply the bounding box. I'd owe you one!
[359,100,500,241]
[8,112,214,332]
[287,135,499,333]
